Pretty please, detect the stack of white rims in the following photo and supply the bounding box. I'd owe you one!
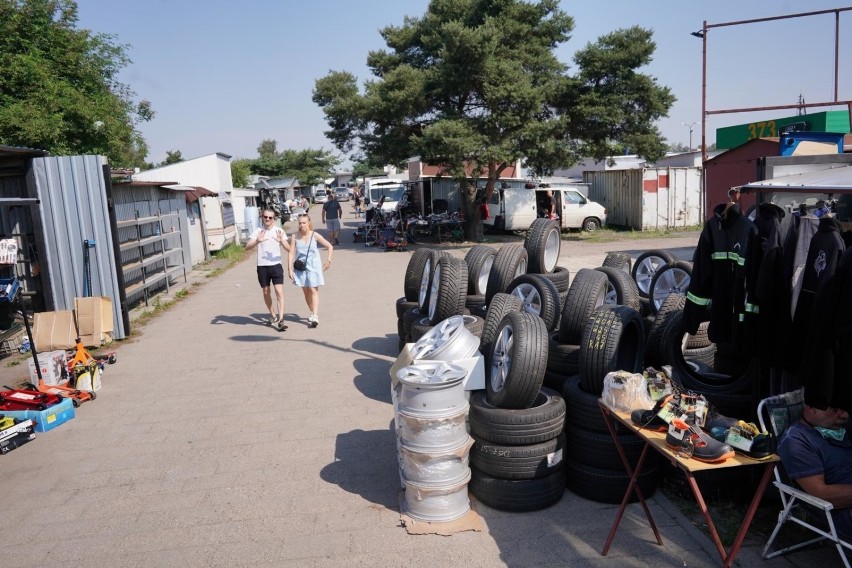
[395,316,479,522]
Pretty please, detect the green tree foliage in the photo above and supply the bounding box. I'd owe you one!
[160,150,183,166]
[313,0,674,240]
[247,142,340,186]
[230,158,251,189]
[0,0,153,168]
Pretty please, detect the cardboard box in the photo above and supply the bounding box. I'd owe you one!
[74,296,114,346]
[33,311,77,351]
[27,349,68,386]
[0,397,75,433]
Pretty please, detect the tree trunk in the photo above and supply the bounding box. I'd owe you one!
[460,180,484,242]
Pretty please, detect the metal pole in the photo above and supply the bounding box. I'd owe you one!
[701,21,707,220]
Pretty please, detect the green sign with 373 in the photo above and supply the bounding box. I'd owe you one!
[716,110,849,149]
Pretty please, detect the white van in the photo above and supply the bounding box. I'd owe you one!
[483,184,607,231]
[364,178,407,213]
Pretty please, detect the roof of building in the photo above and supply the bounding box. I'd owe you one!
[0,145,49,159]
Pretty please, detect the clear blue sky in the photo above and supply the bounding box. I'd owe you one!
[75,0,851,166]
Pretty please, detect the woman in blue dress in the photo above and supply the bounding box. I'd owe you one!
[288,213,333,327]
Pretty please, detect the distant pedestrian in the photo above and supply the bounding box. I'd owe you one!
[353,191,362,218]
[245,209,290,330]
[300,195,310,212]
[288,214,333,328]
[322,190,343,245]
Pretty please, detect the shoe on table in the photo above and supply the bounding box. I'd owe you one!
[666,418,735,463]
[630,394,674,432]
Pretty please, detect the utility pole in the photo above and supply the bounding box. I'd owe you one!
[681,121,699,151]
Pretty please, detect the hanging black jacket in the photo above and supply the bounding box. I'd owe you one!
[790,216,846,372]
[802,246,852,411]
[684,203,758,344]
[744,203,790,364]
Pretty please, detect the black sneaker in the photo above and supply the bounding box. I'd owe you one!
[276,320,288,331]
[334,238,340,245]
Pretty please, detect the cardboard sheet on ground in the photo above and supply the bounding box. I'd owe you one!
[397,491,484,535]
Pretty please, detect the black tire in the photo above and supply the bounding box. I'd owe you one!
[403,307,423,343]
[565,460,660,504]
[649,260,692,314]
[427,256,468,325]
[463,314,485,338]
[578,305,645,395]
[465,294,486,310]
[562,375,627,434]
[411,317,433,343]
[546,331,580,376]
[582,217,601,232]
[413,314,484,342]
[684,343,717,368]
[557,268,608,344]
[565,426,648,470]
[470,468,565,512]
[486,311,548,409]
[686,321,711,349]
[417,249,449,311]
[524,218,561,274]
[471,432,566,480]
[631,249,677,298]
[660,311,754,395]
[644,293,687,369]
[540,266,570,293]
[464,245,497,295]
[595,266,641,312]
[542,369,572,393]
[485,244,528,305]
[397,318,406,351]
[396,296,419,320]
[469,388,565,445]
[479,293,523,354]
[601,251,632,273]
[404,248,434,302]
[507,273,561,332]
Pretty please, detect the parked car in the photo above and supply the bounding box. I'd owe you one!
[334,187,350,201]
[313,192,329,204]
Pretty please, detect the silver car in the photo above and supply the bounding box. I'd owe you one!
[333,187,350,202]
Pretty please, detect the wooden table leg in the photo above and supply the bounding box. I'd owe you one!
[723,462,775,567]
[600,402,664,555]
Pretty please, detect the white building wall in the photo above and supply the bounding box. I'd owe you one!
[134,153,235,193]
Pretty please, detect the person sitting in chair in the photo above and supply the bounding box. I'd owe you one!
[777,395,852,541]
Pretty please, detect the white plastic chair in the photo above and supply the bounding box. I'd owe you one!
[757,389,852,567]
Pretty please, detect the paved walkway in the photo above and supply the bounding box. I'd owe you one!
[0,209,839,566]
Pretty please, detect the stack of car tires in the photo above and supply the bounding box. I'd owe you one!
[468,309,567,512]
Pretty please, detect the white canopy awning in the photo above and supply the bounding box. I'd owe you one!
[738,165,852,193]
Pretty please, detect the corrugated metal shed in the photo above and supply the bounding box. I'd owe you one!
[584,167,702,230]
[32,155,126,339]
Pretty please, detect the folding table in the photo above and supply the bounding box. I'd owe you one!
[598,401,778,567]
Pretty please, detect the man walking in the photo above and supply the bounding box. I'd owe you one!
[322,190,343,245]
[245,209,290,330]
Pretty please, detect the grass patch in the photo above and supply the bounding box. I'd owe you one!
[565,225,701,243]
[214,243,247,262]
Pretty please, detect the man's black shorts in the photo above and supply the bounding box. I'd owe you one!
[257,264,284,287]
